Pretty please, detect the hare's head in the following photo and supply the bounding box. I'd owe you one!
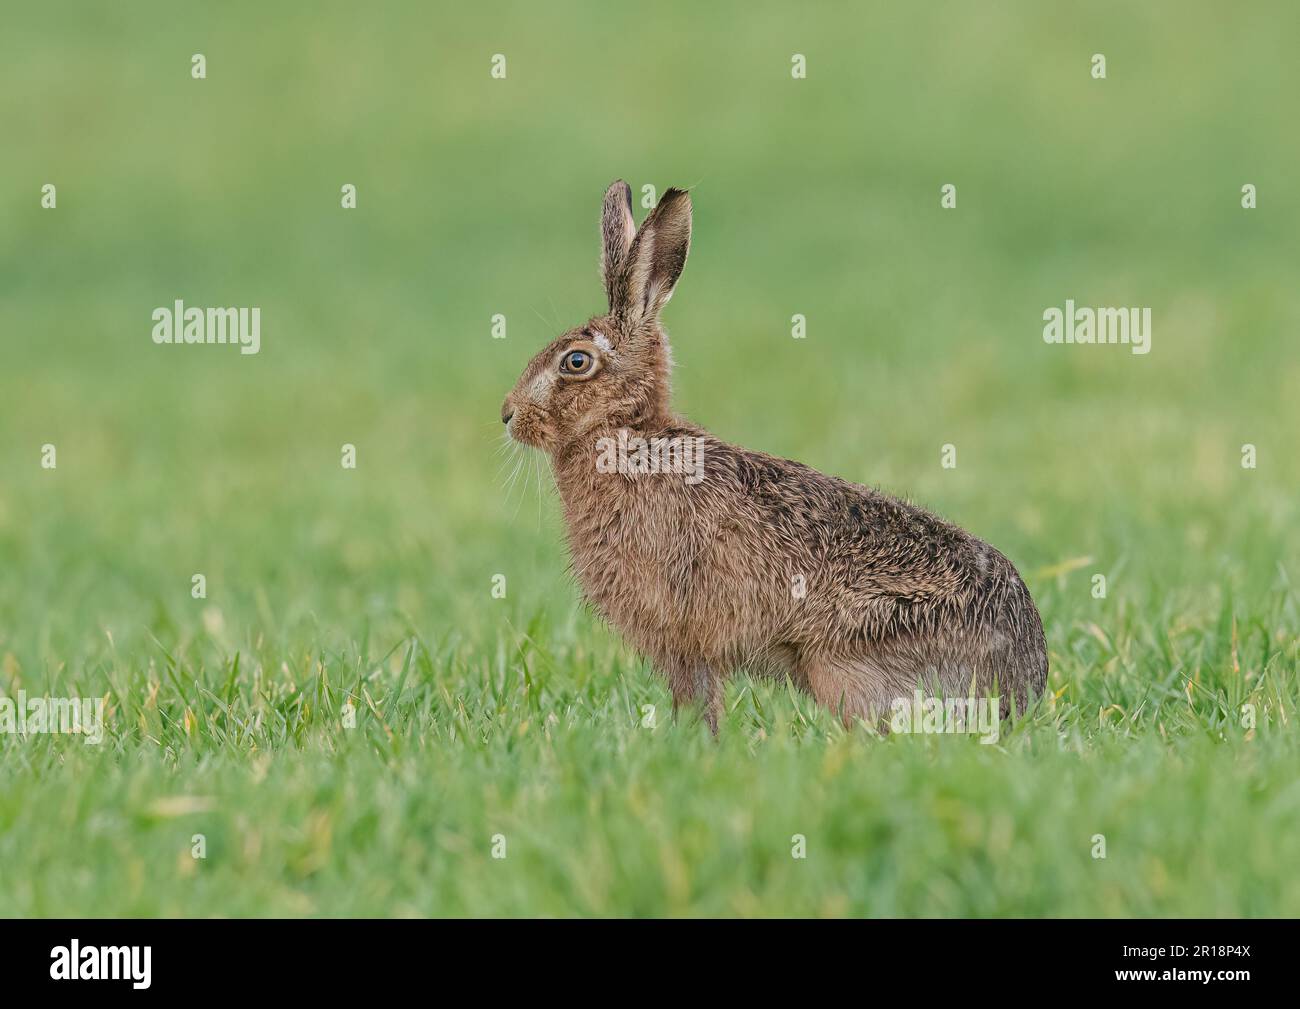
[502,181,692,452]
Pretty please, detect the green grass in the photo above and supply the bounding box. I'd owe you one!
[1,0,1298,916]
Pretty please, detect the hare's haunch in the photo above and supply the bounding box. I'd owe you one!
[503,181,1048,733]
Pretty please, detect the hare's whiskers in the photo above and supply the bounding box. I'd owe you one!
[532,452,546,531]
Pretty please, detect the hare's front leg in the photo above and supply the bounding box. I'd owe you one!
[665,659,722,735]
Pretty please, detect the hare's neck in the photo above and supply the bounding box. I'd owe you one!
[550,434,613,533]
[605,367,673,433]
[549,420,672,514]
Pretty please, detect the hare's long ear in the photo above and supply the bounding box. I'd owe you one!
[600,180,636,313]
[618,187,691,327]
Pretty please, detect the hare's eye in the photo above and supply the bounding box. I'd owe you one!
[560,350,593,375]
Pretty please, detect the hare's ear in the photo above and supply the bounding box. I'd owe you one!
[619,187,691,326]
[600,180,636,313]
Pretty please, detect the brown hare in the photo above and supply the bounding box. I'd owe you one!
[502,181,1048,733]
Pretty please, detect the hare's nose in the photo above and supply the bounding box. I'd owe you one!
[501,399,514,425]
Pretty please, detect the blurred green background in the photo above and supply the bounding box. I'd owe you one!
[0,1,1297,917]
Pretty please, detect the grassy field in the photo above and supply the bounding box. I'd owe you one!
[1,1,1298,916]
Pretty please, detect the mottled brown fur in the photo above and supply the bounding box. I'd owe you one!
[503,181,1048,733]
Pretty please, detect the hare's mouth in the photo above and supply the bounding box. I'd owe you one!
[505,419,528,446]
[505,412,548,450]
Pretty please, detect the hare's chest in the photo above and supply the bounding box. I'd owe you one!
[562,499,690,641]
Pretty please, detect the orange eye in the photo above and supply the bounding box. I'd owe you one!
[560,350,594,375]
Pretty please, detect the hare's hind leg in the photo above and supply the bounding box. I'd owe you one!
[797,650,908,728]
